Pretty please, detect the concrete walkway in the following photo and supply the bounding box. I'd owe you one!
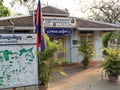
[48,64,120,90]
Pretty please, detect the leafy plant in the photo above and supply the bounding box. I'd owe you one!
[74,35,95,67]
[38,35,69,87]
[100,48,120,76]
[0,0,10,17]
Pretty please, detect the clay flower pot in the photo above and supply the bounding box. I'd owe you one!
[108,75,118,82]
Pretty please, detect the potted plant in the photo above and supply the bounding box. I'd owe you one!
[38,35,69,90]
[74,35,95,68]
[100,48,120,82]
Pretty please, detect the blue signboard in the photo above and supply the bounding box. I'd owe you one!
[45,28,72,35]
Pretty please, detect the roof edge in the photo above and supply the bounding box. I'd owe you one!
[77,27,120,31]
[0,15,31,21]
[42,5,69,14]
[76,17,120,28]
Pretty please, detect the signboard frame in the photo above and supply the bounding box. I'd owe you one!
[45,28,72,35]
[0,34,38,89]
[43,17,76,28]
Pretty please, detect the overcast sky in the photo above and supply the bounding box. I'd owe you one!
[3,0,104,18]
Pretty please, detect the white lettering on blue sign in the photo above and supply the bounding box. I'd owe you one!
[45,28,72,35]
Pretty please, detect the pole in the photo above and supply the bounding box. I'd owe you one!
[34,85,37,90]
[24,86,26,90]
[32,0,35,33]
[13,87,16,90]
[32,1,37,90]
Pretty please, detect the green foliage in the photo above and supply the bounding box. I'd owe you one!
[74,35,95,67]
[102,32,112,48]
[109,31,120,46]
[88,0,120,50]
[100,48,120,76]
[102,32,113,55]
[38,35,70,87]
[0,0,10,17]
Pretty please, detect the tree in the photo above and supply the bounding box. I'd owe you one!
[88,0,120,23]
[74,0,120,23]
[10,0,46,15]
[74,0,120,51]
[85,0,120,49]
[88,10,111,22]
[9,0,46,14]
[11,0,35,9]
[9,0,35,14]
[0,0,10,17]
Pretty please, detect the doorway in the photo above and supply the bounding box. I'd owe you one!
[49,36,66,59]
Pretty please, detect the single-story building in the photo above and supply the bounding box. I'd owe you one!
[0,6,120,63]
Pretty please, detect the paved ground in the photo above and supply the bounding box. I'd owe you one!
[48,64,120,90]
[2,63,120,90]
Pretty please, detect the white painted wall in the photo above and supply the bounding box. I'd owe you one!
[69,30,103,63]
[66,36,72,62]
[93,31,103,61]
[70,30,83,63]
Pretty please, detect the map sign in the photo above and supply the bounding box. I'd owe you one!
[0,34,38,89]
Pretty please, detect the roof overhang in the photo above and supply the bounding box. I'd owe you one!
[0,15,31,21]
[77,27,120,31]
[0,26,120,31]
[0,26,34,31]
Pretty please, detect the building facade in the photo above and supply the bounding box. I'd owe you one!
[0,6,120,63]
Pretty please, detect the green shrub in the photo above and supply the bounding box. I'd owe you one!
[38,35,70,87]
[100,48,120,76]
